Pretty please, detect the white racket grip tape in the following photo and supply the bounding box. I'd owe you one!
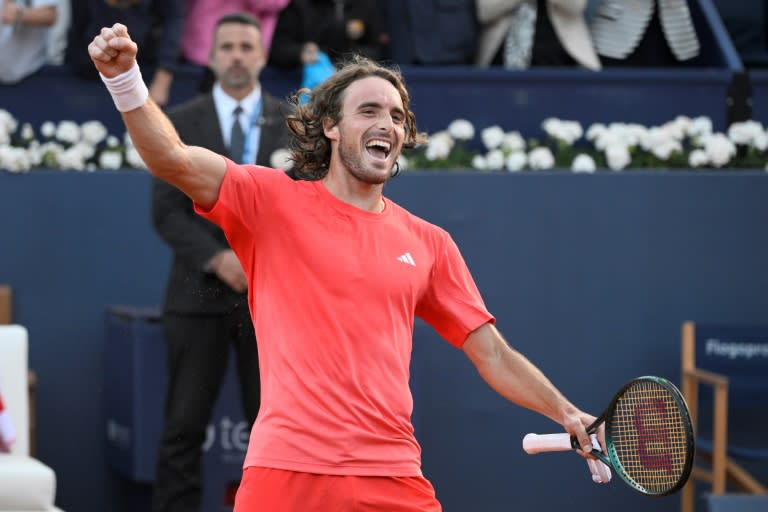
[522,433,572,454]
[587,434,612,483]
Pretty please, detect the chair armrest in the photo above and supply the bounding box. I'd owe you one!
[683,368,728,388]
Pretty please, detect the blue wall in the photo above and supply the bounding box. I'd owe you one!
[2,171,768,511]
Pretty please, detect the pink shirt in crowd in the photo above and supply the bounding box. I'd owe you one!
[182,0,290,65]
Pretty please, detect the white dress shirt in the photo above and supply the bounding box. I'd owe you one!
[213,83,263,164]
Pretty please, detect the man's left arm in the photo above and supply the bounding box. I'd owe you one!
[462,323,598,455]
[148,0,185,105]
[1,2,57,27]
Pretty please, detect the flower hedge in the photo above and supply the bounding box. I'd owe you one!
[1,109,767,173]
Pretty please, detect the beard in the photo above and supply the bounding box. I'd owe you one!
[217,65,254,90]
[337,131,396,185]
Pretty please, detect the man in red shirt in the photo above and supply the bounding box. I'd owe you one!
[88,23,602,511]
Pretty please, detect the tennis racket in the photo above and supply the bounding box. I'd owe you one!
[522,375,694,496]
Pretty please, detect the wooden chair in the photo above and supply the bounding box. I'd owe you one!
[680,322,768,512]
[0,286,10,324]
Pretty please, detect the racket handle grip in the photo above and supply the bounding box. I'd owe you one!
[522,433,574,454]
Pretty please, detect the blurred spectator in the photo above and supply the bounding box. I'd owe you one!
[66,0,185,106]
[475,0,600,70]
[268,0,385,70]
[383,0,476,65]
[0,0,59,84]
[589,0,700,67]
[181,0,289,66]
[713,0,768,68]
[47,0,69,64]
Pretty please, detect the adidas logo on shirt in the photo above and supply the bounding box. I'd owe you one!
[396,252,416,266]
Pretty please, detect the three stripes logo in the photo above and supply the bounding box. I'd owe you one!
[396,252,416,266]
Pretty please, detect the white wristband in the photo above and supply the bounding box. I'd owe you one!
[99,62,149,112]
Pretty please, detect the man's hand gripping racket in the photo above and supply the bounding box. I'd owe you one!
[522,376,695,496]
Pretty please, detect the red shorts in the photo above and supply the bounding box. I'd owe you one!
[234,466,443,512]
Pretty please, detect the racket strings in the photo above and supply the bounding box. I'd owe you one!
[610,380,691,494]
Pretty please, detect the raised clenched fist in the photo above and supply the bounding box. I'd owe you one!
[88,23,138,79]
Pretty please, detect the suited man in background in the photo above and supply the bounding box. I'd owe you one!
[151,12,290,512]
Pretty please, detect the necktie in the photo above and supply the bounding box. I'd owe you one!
[230,105,245,164]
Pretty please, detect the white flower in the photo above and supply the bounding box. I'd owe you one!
[269,148,294,170]
[25,141,43,166]
[0,145,32,173]
[594,123,643,152]
[688,149,708,167]
[73,141,96,159]
[586,123,607,142]
[753,131,768,151]
[0,109,18,135]
[56,121,81,145]
[593,130,624,152]
[38,141,65,164]
[669,116,692,139]
[505,151,527,172]
[500,131,526,152]
[21,123,34,141]
[81,120,108,145]
[41,121,56,138]
[727,120,764,146]
[480,125,505,151]
[125,146,146,169]
[571,154,596,173]
[425,131,454,161]
[651,139,682,161]
[688,116,713,140]
[543,118,583,145]
[528,147,554,170]
[57,145,87,170]
[702,133,737,167]
[447,119,474,141]
[605,144,631,171]
[640,126,675,153]
[98,150,123,170]
[0,130,8,146]
[660,118,688,141]
[471,154,487,171]
[106,135,120,148]
[485,149,505,170]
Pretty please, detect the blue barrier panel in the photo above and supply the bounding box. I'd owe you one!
[708,494,768,512]
[0,66,735,147]
[104,305,248,510]
[3,170,768,511]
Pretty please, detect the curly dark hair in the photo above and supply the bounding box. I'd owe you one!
[284,55,427,180]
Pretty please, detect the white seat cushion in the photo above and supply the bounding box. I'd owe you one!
[0,455,56,510]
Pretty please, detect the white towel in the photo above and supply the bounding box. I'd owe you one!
[0,391,15,451]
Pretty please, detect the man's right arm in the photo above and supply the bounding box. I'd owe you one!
[89,23,224,209]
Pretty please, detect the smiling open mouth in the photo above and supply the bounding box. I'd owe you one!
[365,139,391,160]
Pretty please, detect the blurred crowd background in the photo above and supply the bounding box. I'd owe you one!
[1,0,766,104]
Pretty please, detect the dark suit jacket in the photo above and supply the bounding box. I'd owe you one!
[152,91,290,314]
